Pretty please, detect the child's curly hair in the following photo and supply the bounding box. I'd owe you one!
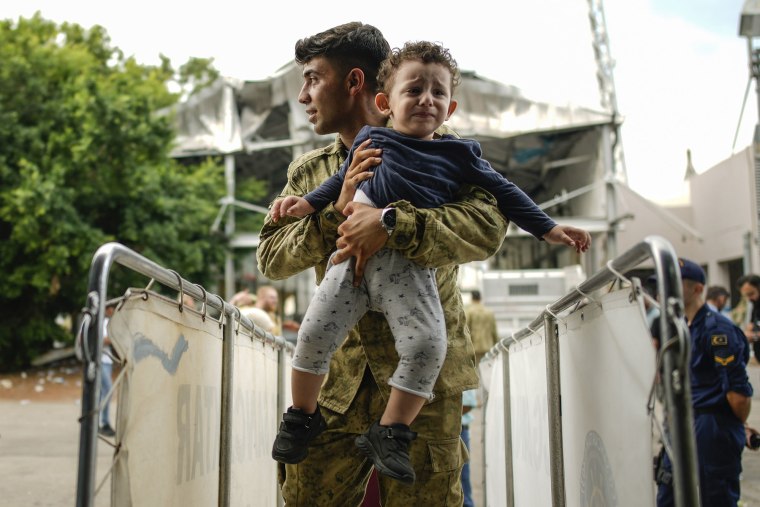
[377,41,461,94]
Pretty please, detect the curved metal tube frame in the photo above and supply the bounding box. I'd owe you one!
[482,235,699,507]
[75,242,292,507]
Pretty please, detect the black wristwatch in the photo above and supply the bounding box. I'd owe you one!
[380,207,396,236]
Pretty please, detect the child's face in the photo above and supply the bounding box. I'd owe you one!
[376,60,457,140]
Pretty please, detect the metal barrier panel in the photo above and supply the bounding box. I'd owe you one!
[558,288,656,506]
[483,354,507,506]
[76,243,292,507]
[229,327,281,505]
[509,331,553,506]
[109,292,223,506]
[480,236,699,507]
[482,290,656,506]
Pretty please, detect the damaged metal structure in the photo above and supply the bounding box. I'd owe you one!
[168,61,623,301]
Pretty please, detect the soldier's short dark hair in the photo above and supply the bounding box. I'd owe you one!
[294,22,390,93]
[471,290,481,301]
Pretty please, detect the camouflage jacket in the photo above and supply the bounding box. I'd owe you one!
[257,135,508,413]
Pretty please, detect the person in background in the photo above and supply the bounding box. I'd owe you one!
[705,285,730,314]
[181,294,196,310]
[460,388,479,507]
[230,288,276,333]
[465,290,499,363]
[737,274,760,363]
[98,304,117,437]
[653,259,752,506]
[643,275,661,329]
[254,285,282,335]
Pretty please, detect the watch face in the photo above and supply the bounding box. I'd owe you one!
[383,209,396,228]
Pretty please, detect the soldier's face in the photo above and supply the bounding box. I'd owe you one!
[740,282,760,303]
[298,56,352,136]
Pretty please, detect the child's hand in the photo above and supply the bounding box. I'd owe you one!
[270,196,315,222]
[542,225,591,253]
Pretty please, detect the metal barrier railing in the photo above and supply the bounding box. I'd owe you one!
[77,236,699,506]
[481,235,699,507]
[75,242,293,507]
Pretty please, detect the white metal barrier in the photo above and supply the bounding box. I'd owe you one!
[480,235,699,507]
[77,236,697,506]
[75,242,293,507]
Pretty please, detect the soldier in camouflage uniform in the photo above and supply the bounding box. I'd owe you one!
[465,290,500,363]
[258,22,588,505]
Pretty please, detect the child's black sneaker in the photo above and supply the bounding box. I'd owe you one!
[355,420,417,484]
[271,406,327,464]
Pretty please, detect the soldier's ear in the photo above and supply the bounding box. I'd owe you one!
[346,68,365,96]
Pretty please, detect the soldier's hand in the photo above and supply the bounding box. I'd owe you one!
[334,202,386,286]
[335,139,380,214]
[542,225,591,253]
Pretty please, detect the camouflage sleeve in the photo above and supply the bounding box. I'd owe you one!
[256,166,346,281]
[386,184,508,268]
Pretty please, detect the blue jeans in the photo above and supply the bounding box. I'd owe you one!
[461,426,474,507]
[99,361,113,427]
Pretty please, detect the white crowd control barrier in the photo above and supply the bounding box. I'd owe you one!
[109,292,224,506]
[75,243,293,507]
[480,236,699,507]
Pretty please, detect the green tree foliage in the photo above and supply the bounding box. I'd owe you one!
[0,14,239,369]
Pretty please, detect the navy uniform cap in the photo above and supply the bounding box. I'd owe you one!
[678,257,705,284]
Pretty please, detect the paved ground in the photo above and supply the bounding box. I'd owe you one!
[2,361,760,506]
[0,362,113,507]
[740,363,760,507]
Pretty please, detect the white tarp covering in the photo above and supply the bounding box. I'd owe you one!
[109,292,224,507]
[483,354,507,506]
[483,287,656,507]
[559,289,656,507]
[229,327,282,506]
[169,63,613,158]
[509,332,553,507]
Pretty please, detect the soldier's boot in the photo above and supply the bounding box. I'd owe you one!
[271,406,327,464]
[355,420,417,484]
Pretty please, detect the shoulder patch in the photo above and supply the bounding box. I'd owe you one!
[715,354,735,366]
[711,334,728,346]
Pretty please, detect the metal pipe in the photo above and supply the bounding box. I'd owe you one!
[218,313,235,507]
[224,154,236,301]
[501,351,514,507]
[544,314,566,506]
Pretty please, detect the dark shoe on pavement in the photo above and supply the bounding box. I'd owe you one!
[98,424,116,437]
[355,420,417,484]
[271,406,327,464]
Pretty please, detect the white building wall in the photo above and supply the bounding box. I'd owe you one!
[614,145,759,291]
[688,146,758,286]
[614,185,699,266]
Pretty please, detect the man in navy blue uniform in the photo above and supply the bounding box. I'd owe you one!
[654,258,753,507]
